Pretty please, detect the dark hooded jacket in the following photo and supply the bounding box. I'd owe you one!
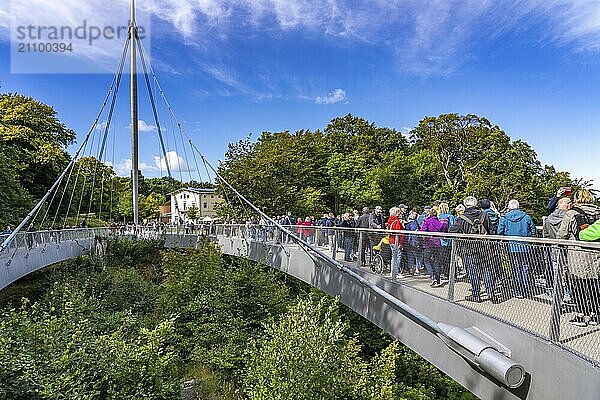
[543,209,566,239]
[448,207,492,235]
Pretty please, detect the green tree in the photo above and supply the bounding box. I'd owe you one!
[51,156,116,226]
[159,246,293,382]
[0,142,32,227]
[220,130,330,216]
[244,295,400,400]
[324,114,408,160]
[140,192,166,221]
[0,93,76,199]
[140,176,183,197]
[185,204,199,221]
[411,113,572,219]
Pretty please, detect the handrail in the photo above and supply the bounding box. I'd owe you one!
[211,223,600,250]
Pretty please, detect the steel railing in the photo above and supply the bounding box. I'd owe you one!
[210,223,600,366]
[0,227,110,260]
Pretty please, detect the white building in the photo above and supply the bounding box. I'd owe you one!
[169,187,222,224]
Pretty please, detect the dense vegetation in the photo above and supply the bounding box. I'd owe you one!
[1,92,583,229]
[0,93,213,228]
[0,240,477,399]
[220,114,575,222]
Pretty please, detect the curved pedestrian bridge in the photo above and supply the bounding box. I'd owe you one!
[2,225,599,400]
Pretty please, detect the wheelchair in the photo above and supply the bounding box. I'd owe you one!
[371,235,392,274]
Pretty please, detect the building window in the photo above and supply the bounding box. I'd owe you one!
[183,202,187,211]
[203,203,207,209]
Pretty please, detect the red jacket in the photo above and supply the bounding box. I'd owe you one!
[302,220,314,236]
[386,216,405,247]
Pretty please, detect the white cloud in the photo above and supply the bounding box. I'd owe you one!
[154,150,193,173]
[106,159,131,177]
[107,150,191,177]
[138,119,157,133]
[107,158,160,176]
[316,88,347,105]
[4,1,600,76]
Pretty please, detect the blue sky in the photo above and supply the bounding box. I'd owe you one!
[1,0,600,188]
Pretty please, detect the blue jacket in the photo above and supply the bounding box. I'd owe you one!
[497,209,536,252]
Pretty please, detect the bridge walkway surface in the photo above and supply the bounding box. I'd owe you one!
[274,241,600,365]
[266,229,600,352]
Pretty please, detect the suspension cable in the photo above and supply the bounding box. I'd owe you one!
[85,36,130,221]
[137,40,172,179]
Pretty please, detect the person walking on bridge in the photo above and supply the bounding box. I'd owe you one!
[480,199,500,235]
[497,199,537,299]
[558,189,600,327]
[449,196,497,303]
[357,207,372,267]
[2,226,12,252]
[302,217,315,245]
[26,223,36,250]
[420,207,448,287]
[543,197,571,297]
[438,203,455,281]
[341,212,358,262]
[387,207,405,277]
[404,209,423,275]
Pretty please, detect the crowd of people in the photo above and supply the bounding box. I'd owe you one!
[2,187,598,328]
[265,188,600,327]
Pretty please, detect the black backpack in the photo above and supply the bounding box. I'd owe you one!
[571,206,600,240]
[459,213,488,235]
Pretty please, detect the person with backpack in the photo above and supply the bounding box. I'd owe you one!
[558,189,600,327]
[497,199,537,299]
[404,209,423,275]
[543,197,572,297]
[480,199,499,235]
[449,196,498,303]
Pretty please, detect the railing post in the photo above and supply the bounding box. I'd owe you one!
[332,230,337,260]
[358,232,364,266]
[549,245,564,342]
[447,239,457,301]
[391,235,398,280]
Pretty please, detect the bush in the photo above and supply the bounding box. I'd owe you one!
[244,294,399,400]
[0,286,180,399]
[159,244,293,382]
